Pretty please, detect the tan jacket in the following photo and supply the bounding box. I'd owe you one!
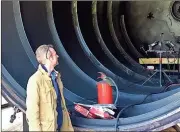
[26,65,74,131]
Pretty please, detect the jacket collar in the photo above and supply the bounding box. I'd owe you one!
[38,64,60,80]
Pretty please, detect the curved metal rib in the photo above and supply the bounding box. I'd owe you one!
[2,65,26,112]
[123,91,180,117]
[107,1,152,76]
[71,1,174,94]
[120,15,143,58]
[3,1,98,109]
[73,1,157,85]
[13,1,38,68]
[51,1,100,80]
[3,0,166,97]
[92,1,149,81]
[2,1,37,88]
[20,1,98,99]
[20,1,163,95]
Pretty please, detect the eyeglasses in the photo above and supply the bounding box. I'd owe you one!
[46,45,53,59]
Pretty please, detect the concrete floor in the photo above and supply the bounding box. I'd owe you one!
[2,107,23,131]
[1,97,22,131]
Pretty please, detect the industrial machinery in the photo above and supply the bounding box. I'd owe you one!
[2,1,180,131]
[141,33,174,87]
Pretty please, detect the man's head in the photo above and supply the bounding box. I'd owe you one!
[35,44,59,67]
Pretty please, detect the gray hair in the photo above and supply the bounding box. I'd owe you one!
[35,44,53,64]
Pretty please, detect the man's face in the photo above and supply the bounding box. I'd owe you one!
[48,48,59,67]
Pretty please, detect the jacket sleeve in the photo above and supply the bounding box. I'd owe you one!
[26,77,42,131]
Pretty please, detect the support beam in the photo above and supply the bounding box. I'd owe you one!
[23,113,29,131]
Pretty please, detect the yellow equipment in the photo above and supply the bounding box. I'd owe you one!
[139,58,180,64]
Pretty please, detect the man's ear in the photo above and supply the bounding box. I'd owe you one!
[49,57,53,61]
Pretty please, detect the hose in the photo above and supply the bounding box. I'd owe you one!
[107,77,119,106]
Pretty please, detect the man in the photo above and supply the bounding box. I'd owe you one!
[26,44,74,131]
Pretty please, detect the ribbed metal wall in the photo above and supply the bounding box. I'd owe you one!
[1,1,180,131]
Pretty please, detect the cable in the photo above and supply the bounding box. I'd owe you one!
[163,83,180,92]
[115,82,179,131]
[108,77,119,105]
